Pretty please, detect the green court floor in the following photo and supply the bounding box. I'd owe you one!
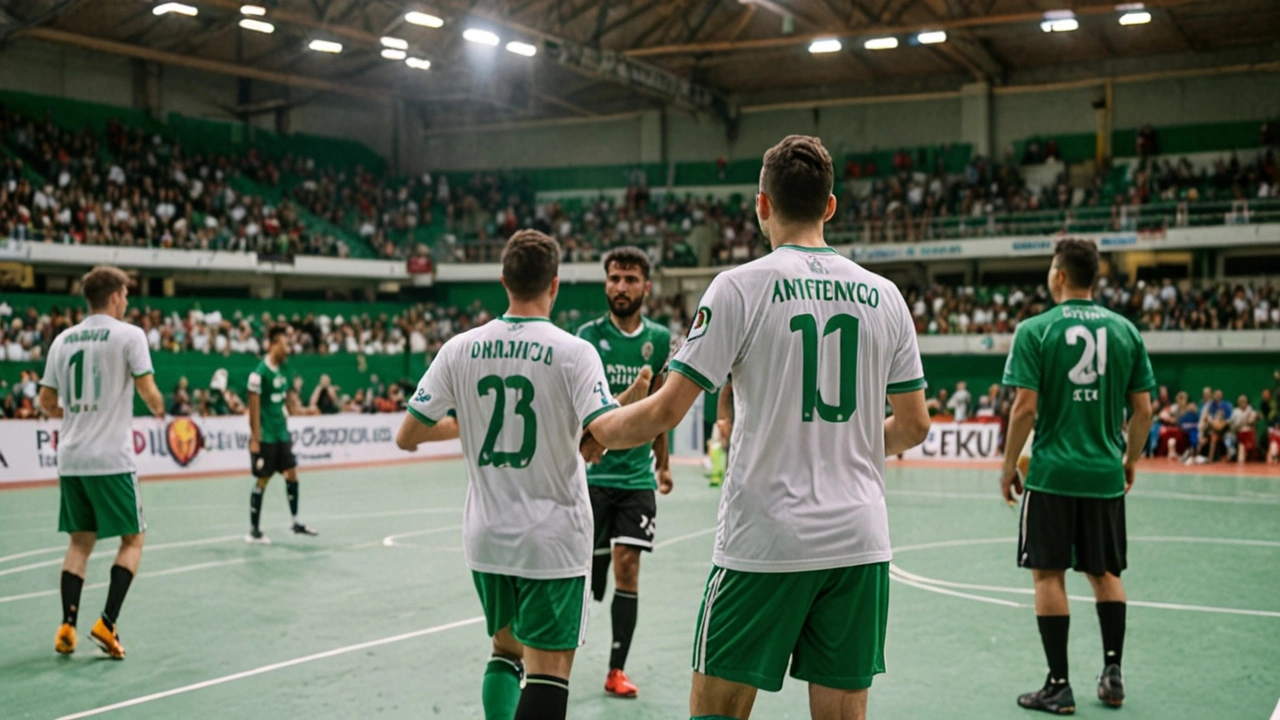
[0,462,1277,719]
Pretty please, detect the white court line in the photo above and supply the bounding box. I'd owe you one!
[888,568,1025,608]
[886,488,1280,505]
[0,535,243,578]
[655,527,716,549]
[1270,696,1280,720]
[381,525,463,548]
[55,616,485,720]
[0,545,64,564]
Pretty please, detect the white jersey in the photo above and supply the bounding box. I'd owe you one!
[671,245,925,573]
[408,315,618,580]
[39,314,154,476]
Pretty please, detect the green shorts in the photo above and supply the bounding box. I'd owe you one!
[471,572,589,651]
[58,473,146,538]
[692,562,889,692]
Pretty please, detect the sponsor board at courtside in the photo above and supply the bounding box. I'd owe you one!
[0,413,460,485]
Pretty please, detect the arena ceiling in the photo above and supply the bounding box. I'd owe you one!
[2,0,1278,126]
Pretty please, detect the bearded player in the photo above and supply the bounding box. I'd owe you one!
[576,246,672,698]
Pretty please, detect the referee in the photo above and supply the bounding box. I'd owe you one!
[1001,238,1155,714]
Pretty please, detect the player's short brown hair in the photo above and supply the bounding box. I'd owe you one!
[1053,238,1100,289]
[81,266,130,310]
[267,325,289,345]
[760,135,835,223]
[602,246,650,280]
[502,229,560,301]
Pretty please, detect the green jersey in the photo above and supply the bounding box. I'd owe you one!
[577,315,672,490]
[1002,299,1156,498]
[248,358,291,443]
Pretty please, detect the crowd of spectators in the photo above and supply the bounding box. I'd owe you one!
[0,105,352,257]
[905,279,1280,335]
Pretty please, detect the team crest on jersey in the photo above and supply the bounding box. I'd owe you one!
[166,417,203,467]
[807,256,829,275]
[413,388,431,403]
[641,341,653,360]
[600,339,612,352]
[687,306,712,341]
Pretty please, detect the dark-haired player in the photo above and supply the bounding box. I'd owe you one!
[246,325,318,544]
[41,266,166,659]
[576,246,672,698]
[397,229,621,720]
[589,135,932,720]
[1001,238,1155,714]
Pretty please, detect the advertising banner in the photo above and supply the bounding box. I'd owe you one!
[897,422,1002,461]
[0,413,461,485]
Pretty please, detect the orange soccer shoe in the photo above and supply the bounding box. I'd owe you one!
[54,623,77,654]
[89,618,126,659]
[604,668,638,698]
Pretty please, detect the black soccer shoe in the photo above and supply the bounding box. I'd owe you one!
[291,523,319,536]
[1018,676,1076,715]
[1097,664,1125,707]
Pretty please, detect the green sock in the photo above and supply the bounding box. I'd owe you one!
[692,716,740,720]
[482,656,523,720]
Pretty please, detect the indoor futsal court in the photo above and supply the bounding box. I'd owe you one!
[1,460,1276,720]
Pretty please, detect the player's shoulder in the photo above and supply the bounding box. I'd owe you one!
[575,315,607,339]
[641,315,670,340]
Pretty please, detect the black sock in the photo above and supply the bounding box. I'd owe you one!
[250,484,264,531]
[1037,615,1070,684]
[286,481,299,520]
[515,675,569,720]
[610,590,638,670]
[101,565,134,630]
[591,551,610,602]
[1096,601,1126,668]
[61,571,84,627]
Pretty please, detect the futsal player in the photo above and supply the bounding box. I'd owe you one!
[1001,238,1155,713]
[39,266,166,659]
[576,246,673,698]
[589,135,932,720]
[397,230,622,720]
[246,326,318,544]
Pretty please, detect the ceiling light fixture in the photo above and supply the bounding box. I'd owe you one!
[1118,11,1151,25]
[505,41,537,57]
[153,3,198,17]
[404,11,444,28]
[380,36,409,50]
[864,36,899,50]
[808,38,842,54]
[238,18,274,33]
[381,48,407,60]
[240,4,266,16]
[1040,18,1079,32]
[463,28,500,46]
[916,30,947,45]
[405,57,432,70]
[308,39,343,53]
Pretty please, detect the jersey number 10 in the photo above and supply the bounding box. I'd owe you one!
[1066,325,1107,385]
[477,374,537,468]
[790,313,860,423]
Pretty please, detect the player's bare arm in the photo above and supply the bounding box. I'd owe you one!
[247,391,262,454]
[38,385,63,419]
[396,414,461,451]
[1002,387,1039,502]
[715,378,734,443]
[134,374,166,418]
[589,373,702,451]
[650,372,673,494]
[1123,391,1154,493]
[580,365,654,464]
[885,389,930,456]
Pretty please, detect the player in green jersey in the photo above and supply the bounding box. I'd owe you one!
[246,325,318,544]
[1001,238,1155,714]
[576,246,672,699]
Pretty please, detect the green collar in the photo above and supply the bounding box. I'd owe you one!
[1060,298,1095,306]
[501,314,552,323]
[777,244,837,254]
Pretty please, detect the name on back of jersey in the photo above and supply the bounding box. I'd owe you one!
[771,277,882,308]
[470,338,555,365]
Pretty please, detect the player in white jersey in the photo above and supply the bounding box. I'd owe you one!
[396,230,620,720]
[588,136,932,720]
[37,266,166,660]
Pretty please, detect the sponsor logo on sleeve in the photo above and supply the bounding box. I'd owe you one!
[687,307,712,341]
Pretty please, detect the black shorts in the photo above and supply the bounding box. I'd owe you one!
[590,486,657,553]
[1017,489,1126,577]
[251,441,297,479]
